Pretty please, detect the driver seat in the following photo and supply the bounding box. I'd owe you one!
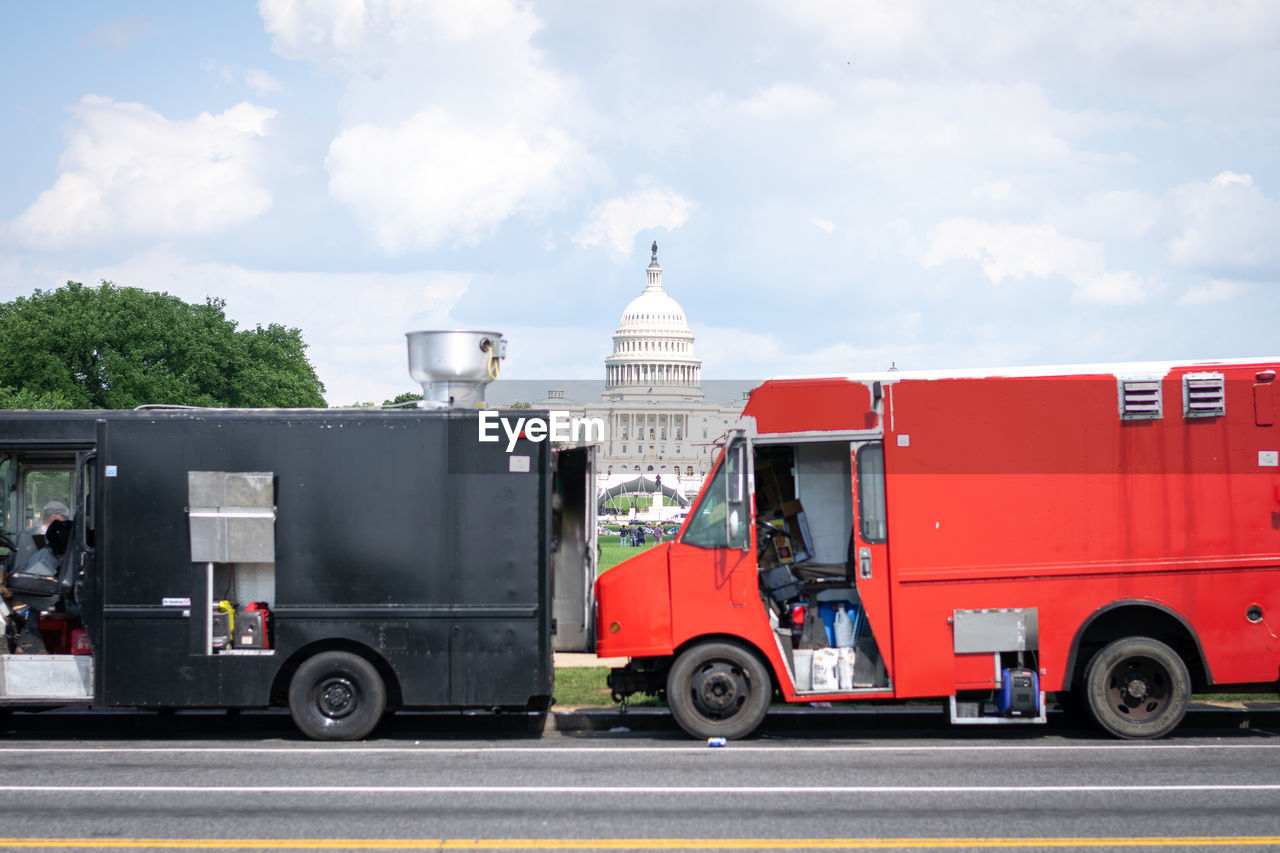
[5,517,76,607]
[4,517,80,654]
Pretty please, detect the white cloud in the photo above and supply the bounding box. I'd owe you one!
[328,109,586,252]
[572,189,694,257]
[971,180,1014,202]
[694,324,899,378]
[736,83,830,119]
[811,218,835,234]
[260,0,538,68]
[777,1,1280,105]
[1050,189,1163,241]
[245,68,282,94]
[6,97,275,250]
[1069,271,1148,306]
[1178,279,1249,306]
[923,218,1150,305]
[260,0,593,254]
[830,81,1131,185]
[1164,171,1280,279]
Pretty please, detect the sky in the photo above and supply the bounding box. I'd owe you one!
[1,1,1277,406]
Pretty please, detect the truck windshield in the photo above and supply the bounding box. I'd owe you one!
[22,469,74,530]
[681,442,749,550]
[682,458,732,549]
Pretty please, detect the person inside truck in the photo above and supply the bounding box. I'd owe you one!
[13,501,70,567]
[6,517,72,653]
[14,517,70,578]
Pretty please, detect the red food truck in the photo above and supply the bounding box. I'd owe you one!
[598,358,1280,740]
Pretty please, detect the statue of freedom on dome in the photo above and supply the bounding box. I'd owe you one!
[651,241,658,264]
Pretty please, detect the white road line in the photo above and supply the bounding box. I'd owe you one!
[1,784,1279,795]
[0,742,1277,755]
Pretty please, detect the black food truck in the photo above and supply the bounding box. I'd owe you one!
[0,331,597,740]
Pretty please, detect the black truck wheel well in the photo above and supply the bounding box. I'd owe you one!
[271,640,404,709]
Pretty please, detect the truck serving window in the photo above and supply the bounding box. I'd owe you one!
[857,443,887,543]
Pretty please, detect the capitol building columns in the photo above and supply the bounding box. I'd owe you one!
[606,363,701,387]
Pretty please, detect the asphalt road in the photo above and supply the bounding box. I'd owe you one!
[0,712,1279,852]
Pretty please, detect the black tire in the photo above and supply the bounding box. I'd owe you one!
[666,641,771,740]
[288,651,386,741]
[1083,637,1190,739]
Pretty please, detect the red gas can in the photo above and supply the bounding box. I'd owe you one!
[240,601,271,649]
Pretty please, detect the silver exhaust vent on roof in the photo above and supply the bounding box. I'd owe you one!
[406,330,507,409]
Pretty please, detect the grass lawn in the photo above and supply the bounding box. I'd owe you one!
[598,534,670,574]
[553,667,616,707]
[553,666,663,708]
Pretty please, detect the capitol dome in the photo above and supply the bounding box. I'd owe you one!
[618,287,690,332]
[604,242,703,401]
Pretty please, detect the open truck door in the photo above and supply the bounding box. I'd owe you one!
[849,439,894,686]
[551,444,597,653]
[0,425,99,705]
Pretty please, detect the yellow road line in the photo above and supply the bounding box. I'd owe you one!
[0,838,1279,850]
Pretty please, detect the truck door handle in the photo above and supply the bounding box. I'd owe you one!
[859,547,872,580]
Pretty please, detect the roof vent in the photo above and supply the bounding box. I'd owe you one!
[1183,372,1225,418]
[406,330,506,409]
[1118,377,1163,420]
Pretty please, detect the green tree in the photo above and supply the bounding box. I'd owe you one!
[383,391,423,406]
[0,281,326,409]
[0,386,73,409]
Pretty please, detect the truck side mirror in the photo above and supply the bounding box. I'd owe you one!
[726,445,744,504]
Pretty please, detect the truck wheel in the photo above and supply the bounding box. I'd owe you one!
[667,641,771,740]
[1083,637,1190,739]
[288,651,386,741]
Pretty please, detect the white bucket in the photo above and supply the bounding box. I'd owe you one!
[793,649,813,691]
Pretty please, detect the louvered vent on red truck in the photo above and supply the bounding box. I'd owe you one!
[1183,372,1226,418]
[1118,378,1163,420]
